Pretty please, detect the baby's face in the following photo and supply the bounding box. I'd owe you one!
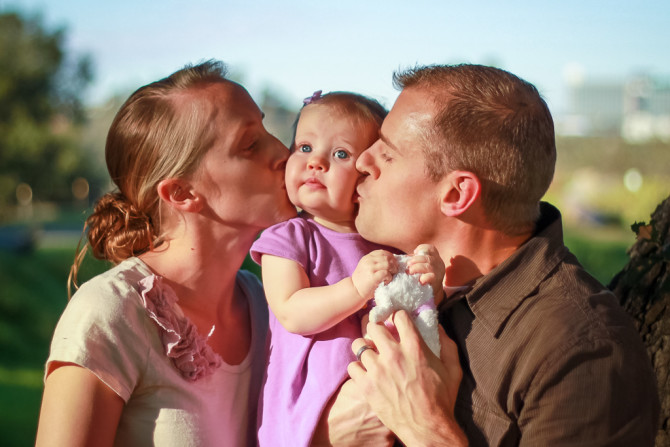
[286,105,378,230]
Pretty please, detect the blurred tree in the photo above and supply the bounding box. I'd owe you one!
[610,195,670,446]
[0,10,99,213]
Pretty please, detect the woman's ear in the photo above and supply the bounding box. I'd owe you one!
[156,178,203,213]
[440,170,481,217]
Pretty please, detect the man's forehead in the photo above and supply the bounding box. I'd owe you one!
[388,88,436,124]
[380,89,435,154]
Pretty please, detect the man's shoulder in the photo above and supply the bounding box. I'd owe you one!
[514,254,640,357]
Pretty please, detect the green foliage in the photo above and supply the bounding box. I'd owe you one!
[563,228,631,285]
[0,381,42,446]
[0,10,99,210]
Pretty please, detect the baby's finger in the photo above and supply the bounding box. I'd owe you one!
[407,258,430,273]
[418,272,436,286]
[413,244,433,256]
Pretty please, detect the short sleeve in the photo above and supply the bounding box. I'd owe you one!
[250,218,311,270]
[45,269,152,402]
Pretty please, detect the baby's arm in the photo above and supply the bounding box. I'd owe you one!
[261,250,397,335]
[406,244,446,305]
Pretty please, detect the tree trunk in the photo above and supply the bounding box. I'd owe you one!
[610,195,670,447]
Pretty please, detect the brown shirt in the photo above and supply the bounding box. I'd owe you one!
[440,203,659,446]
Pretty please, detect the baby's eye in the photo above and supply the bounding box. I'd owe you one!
[381,153,393,163]
[299,144,312,153]
[334,150,349,160]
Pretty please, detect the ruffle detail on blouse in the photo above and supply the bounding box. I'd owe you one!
[138,275,222,381]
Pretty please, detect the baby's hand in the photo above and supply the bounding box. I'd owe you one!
[351,250,398,302]
[407,244,446,305]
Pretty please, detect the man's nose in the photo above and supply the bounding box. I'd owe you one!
[356,147,375,177]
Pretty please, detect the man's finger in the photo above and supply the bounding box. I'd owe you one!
[351,338,375,356]
[347,360,367,380]
[391,309,423,347]
[366,319,400,353]
[437,325,462,379]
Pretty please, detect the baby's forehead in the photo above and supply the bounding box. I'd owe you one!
[303,102,381,129]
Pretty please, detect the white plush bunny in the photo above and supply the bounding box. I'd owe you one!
[369,254,441,356]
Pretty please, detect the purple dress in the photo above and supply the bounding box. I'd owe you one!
[250,216,387,447]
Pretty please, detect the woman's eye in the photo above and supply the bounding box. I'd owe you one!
[299,144,312,153]
[334,150,349,160]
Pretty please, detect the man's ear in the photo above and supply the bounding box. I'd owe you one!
[156,178,203,213]
[440,170,481,217]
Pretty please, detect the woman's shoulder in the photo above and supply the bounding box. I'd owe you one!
[235,270,266,315]
[73,257,153,314]
[49,258,157,399]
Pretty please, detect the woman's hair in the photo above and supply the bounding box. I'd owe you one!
[393,64,556,236]
[69,59,229,296]
[290,91,387,149]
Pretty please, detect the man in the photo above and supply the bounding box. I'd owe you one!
[348,64,659,446]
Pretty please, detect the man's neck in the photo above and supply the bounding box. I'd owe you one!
[437,225,532,287]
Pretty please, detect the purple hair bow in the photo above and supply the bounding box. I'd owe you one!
[303,90,323,105]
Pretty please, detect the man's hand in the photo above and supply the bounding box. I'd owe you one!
[348,310,468,447]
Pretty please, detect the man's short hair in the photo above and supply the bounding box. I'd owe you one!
[394,64,556,235]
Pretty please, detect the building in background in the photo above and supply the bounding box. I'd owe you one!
[558,73,670,143]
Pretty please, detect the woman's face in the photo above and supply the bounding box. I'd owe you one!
[193,81,296,233]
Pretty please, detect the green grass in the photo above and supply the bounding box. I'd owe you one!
[0,245,109,446]
[563,225,633,286]
[0,224,630,446]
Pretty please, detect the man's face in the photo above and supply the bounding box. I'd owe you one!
[354,87,444,253]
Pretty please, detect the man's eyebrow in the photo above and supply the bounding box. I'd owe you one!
[379,131,400,154]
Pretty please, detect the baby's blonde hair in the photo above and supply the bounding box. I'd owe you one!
[290,91,387,150]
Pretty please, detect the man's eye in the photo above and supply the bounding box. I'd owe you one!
[299,144,312,153]
[334,150,349,159]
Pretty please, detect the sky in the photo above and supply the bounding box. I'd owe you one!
[4,0,670,117]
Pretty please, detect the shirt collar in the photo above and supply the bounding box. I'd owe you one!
[458,202,570,338]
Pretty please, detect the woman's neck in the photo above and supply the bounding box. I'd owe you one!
[140,224,255,314]
[139,224,257,364]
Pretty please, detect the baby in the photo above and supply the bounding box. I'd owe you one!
[251,90,444,446]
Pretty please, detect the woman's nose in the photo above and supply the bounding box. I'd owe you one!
[270,135,290,171]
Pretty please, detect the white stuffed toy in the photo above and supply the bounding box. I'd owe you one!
[369,254,441,356]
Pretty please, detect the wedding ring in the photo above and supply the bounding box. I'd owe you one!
[356,344,376,362]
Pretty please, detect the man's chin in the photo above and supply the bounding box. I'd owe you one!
[355,213,383,243]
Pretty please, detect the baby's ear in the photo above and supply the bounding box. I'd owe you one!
[440,171,480,217]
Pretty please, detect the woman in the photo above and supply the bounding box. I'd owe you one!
[35,60,296,446]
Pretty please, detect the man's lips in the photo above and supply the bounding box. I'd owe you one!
[355,183,365,201]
